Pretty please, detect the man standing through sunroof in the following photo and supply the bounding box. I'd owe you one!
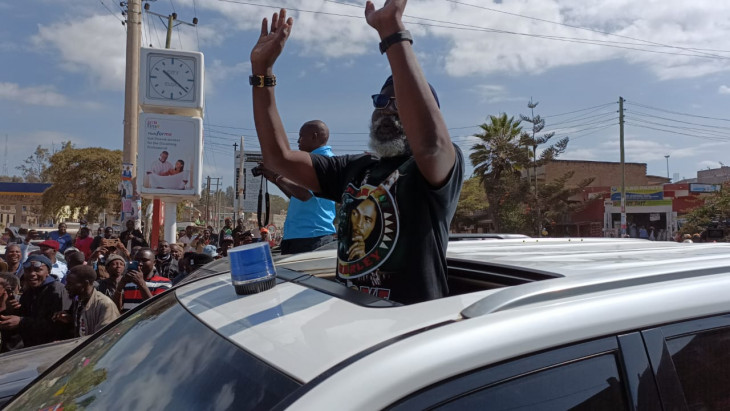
[248,1,464,304]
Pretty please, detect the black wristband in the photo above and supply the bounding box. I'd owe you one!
[379,30,413,54]
[249,74,277,87]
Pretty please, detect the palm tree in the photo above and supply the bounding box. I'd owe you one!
[470,114,530,232]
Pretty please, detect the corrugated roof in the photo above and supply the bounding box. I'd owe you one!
[0,182,52,195]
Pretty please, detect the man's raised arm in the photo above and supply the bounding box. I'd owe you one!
[250,9,322,192]
[365,0,455,187]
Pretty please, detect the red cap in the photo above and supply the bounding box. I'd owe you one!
[260,228,269,233]
[38,240,60,251]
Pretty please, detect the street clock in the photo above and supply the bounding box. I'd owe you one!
[139,48,204,114]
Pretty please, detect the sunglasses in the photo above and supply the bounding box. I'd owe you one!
[371,94,397,110]
[23,260,47,270]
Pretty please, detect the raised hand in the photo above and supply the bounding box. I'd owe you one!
[365,0,406,36]
[250,9,294,73]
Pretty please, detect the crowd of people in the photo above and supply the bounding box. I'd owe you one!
[0,219,247,353]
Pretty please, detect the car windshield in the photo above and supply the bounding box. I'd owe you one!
[7,293,301,410]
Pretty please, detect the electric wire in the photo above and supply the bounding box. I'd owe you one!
[442,0,725,59]
[625,109,729,131]
[143,7,153,47]
[100,0,126,25]
[545,116,619,133]
[543,102,616,118]
[192,0,201,50]
[315,0,728,60]
[625,117,729,139]
[544,110,617,128]
[624,121,729,142]
[150,12,163,48]
[625,101,730,123]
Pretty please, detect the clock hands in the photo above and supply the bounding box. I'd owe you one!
[162,70,189,92]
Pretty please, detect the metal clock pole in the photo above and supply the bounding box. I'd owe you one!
[144,3,198,246]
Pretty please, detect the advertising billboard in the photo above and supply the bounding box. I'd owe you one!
[138,113,202,199]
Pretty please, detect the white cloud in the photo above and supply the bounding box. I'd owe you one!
[31,13,221,91]
[32,15,127,90]
[205,60,250,95]
[189,0,730,81]
[719,85,730,94]
[472,84,523,103]
[697,160,723,170]
[0,82,68,106]
[562,148,600,161]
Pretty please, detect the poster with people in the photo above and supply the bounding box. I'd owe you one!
[138,113,202,198]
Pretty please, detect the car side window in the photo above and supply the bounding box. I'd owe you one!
[436,353,627,410]
[389,337,632,410]
[665,326,730,411]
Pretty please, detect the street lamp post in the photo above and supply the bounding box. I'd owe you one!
[665,155,670,181]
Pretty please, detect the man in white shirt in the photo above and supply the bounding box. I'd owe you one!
[178,225,197,252]
[148,150,174,176]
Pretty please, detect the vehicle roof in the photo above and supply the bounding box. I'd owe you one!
[176,274,493,382]
[175,238,730,383]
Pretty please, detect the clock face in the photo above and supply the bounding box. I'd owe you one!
[148,55,196,101]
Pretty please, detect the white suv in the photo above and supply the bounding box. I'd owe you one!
[5,238,730,410]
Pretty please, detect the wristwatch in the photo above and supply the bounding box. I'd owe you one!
[379,30,413,54]
[249,74,277,87]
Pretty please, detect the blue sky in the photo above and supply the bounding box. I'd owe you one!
[2,0,730,194]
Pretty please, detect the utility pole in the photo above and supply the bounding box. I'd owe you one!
[533,144,539,237]
[205,176,211,227]
[236,136,245,220]
[619,97,626,237]
[210,177,221,228]
[665,154,670,181]
[122,0,141,231]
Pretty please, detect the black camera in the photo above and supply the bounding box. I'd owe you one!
[251,165,263,177]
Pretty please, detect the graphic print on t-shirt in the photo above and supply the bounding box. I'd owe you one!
[337,168,401,279]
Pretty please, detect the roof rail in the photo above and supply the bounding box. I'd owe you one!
[460,265,730,319]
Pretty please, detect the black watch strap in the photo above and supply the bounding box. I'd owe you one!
[249,74,277,87]
[379,30,413,54]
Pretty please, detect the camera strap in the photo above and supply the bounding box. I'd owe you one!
[257,175,270,228]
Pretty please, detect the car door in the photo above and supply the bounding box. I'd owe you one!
[642,313,730,410]
[388,334,661,410]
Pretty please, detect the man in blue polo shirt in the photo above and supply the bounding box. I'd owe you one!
[48,222,73,254]
[261,120,336,254]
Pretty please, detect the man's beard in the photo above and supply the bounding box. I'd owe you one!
[369,114,411,158]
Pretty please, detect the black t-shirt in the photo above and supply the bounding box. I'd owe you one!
[311,144,464,304]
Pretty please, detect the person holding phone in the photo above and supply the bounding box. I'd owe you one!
[0,273,23,352]
[113,248,171,312]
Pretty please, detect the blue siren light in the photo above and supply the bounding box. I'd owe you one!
[228,242,277,295]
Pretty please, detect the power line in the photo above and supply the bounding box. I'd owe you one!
[625,101,730,123]
[625,121,729,142]
[546,110,617,128]
[543,102,616,118]
[191,0,201,50]
[317,0,728,60]
[626,110,730,131]
[443,0,725,59]
[625,116,729,139]
[99,0,126,25]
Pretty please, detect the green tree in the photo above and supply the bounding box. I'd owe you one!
[680,183,730,239]
[269,194,288,215]
[17,145,52,182]
[225,186,235,207]
[519,99,570,235]
[0,175,23,182]
[452,177,489,230]
[42,146,122,222]
[533,171,594,234]
[470,113,531,233]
